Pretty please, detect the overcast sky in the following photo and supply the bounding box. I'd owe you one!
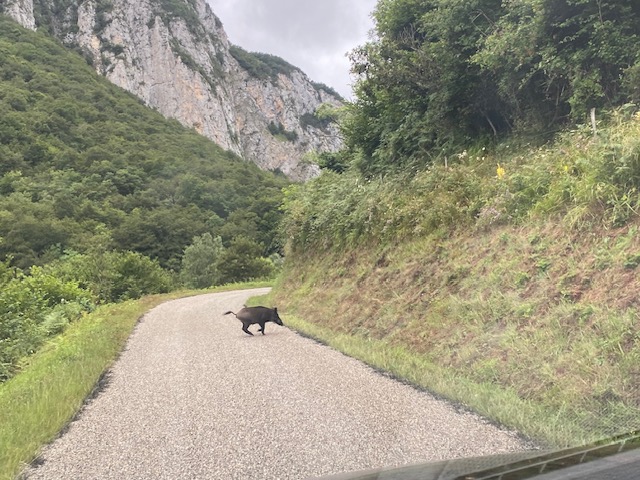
[207,0,378,99]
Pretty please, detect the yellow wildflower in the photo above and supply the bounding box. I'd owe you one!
[496,163,506,179]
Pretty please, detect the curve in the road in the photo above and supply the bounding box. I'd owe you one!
[23,288,530,479]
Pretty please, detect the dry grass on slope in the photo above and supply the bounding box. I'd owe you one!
[271,219,640,447]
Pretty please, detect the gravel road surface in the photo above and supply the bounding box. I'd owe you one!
[23,288,531,479]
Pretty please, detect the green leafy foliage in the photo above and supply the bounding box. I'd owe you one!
[317,151,349,174]
[344,0,640,176]
[0,17,288,271]
[344,0,503,175]
[45,247,172,304]
[180,232,276,287]
[229,45,300,81]
[180,233,225,288]
[157,0,200,25]
[300,104,341,132]
[473,0,640,124]
[311,81,342,100]
[0,261,94,381]
[216,236,275,284]
[267,121,299,142]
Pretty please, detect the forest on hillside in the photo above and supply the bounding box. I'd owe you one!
[0,17,287,270]
[0,17,288,380]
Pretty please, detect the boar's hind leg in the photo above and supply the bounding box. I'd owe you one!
[258,322,266,335]
[242,323,254,336]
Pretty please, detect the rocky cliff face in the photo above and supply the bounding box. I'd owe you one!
[3,0,35,29]
[2,0,343,180]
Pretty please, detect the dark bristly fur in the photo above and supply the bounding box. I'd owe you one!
[224,307,283,336]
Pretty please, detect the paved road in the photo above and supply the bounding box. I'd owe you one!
[23,289,530,479]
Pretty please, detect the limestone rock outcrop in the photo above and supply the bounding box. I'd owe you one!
[2,0,343,180]
[3,0,35,30]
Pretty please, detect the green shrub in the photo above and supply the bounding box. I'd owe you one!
[267,121,298,142]
[216,237,274,284]
[0,265,93,381]
[300,112,330,131]
[230,45,299,81]
[39,301,88,337]
[180,233,224,289]
[109,251,172,301]
[47,250,172,303]
[311,82,342,99]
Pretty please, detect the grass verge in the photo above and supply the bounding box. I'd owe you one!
[267,227,640,449]
[0,283,270,480]
[257,305,594,448]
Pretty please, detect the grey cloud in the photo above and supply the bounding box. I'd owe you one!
[208,0,377,98]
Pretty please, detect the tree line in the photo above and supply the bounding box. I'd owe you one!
[0,17,287,271]
[342,0,640,176]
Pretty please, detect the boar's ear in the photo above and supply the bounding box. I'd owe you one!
[273,307,278,313]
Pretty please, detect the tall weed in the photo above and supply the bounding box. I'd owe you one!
[283,108,640,254]
[0,265,93,381]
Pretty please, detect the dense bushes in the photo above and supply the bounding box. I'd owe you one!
[0,261,93,380]
[0,247,177,381]
[180,233,276,288]
[345,0,640,176]
[180,233,225,289]
[267,121,299,142]
[216,236,275,284]
[47,249,172,303]
[283,109,640,253]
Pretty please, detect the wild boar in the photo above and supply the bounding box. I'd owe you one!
[223,306,283,336]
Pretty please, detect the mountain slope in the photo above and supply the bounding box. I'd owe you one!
[0,16,287,269]
[2,0,343,180]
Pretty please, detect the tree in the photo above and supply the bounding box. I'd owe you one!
[474,0,640,126]
[344,0,640,176]
[345,0,504,176]
[180,233,224,289]
[112,206,210,270]
[47,248,172,303]
[216,236,274,284]
[109,251,172,300]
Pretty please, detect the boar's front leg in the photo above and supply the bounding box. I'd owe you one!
[258,322,266,335]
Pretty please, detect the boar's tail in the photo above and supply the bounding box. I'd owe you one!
[223,311,236,317]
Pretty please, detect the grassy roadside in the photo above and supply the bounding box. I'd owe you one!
[0,283,269,480]
[250,304,585,448]
[272,112,640,450]
[267,219,640,449]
